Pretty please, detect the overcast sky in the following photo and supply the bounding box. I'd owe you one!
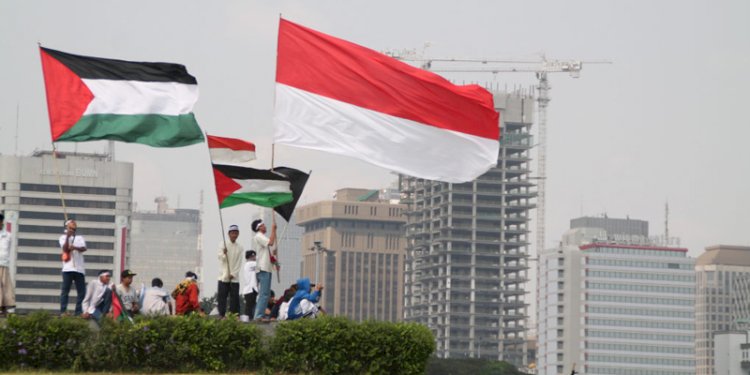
[1,0,748,295]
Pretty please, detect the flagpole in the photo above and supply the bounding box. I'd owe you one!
[51,143,69,222]
[202,130,232,281]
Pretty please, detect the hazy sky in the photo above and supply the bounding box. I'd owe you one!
[1,0,748,295]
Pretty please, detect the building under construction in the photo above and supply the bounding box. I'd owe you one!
[401,90,535,365]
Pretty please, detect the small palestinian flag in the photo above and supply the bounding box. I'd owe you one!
[212,165,308,210]
[39,47,204,147]
[207,135,256,167]
[111,289,133,323]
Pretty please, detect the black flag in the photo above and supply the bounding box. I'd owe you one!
[271,167,310,222]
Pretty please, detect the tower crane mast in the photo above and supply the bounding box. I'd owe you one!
[386,50,609,257]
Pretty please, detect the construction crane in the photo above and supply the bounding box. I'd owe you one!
[385,50,610,258]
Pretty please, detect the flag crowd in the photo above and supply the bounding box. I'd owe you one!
[1,18,501,328]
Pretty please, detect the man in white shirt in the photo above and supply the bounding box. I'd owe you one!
[81,270,113,323]
[251,218,277,320]
[141,277,172,316]
[116,269,140,317]
[0,213,15,316]
[240,250,258,320]
[59,219,87,316]
[218,224,243,318]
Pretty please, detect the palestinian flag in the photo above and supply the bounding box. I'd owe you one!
[213,165,297,209]
[111,289,133,323]
[39,47,204,147]
[207,134,256,167]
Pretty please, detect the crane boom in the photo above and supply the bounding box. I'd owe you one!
[387,51,610,261]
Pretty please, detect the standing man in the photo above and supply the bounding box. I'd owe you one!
[0,213,15,316]
[240,250,258,320]
[81,270,114,323]
[251,218,277,320]
[60,219,86,316]
[217,224,243,318]
[116,269,139,317]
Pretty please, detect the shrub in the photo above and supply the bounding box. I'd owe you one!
[0,313,434,373]
[83,314,265,372]
[0,311,91,370]
[270,316,435,375]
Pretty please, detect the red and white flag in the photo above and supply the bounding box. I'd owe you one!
[207,134,256,168]
[273,19,500,183]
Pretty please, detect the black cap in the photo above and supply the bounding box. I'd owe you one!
[0,213,4,222]
[152,278,163,288]
[251,219,263,232]
[121,269,137,278]
[245,250,256,259]
[185,271,198,280]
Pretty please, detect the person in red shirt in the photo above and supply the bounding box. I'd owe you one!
[172,271,203,316]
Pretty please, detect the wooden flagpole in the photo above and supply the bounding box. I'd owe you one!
[202,131,232,281]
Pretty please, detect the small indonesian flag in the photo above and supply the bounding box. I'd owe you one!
[213,165,294,209]
[39,47,204,147]
[207,135,256,168]
[273,19,500,183]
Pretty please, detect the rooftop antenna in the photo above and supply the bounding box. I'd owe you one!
[665,201,669,243]
[14,103,20,155]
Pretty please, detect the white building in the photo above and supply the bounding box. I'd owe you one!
[537,217,695,375]
[0,151,132,313]
[714,331,750,375]
[129,197,201,291]
[695,245,750,375]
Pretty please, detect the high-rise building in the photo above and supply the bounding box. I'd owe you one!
[129,196,201,291]
[713,331,750,375]
[0,151,132,313]
[537,217,695,375]
[695,245,750,375]
[401,91,535,364]
[262,210,303,291]
[296,188,406,322]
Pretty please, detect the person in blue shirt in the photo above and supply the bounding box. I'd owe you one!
[286,277,323,320]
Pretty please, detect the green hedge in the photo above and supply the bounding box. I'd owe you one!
[0,312,434,374]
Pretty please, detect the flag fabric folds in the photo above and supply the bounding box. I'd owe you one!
[111,289,132,323]
[39,47,204,147]
[273,19,500,183]
[207,134,256,167]
[270,167,310,222]
[212,165,298,209]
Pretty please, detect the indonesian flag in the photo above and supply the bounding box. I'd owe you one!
[39,47,204,147]
[273,19,500,183]
[213,165,307,209]
[207,134,256,168]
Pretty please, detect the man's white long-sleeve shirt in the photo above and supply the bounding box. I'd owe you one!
[218,240,243,282]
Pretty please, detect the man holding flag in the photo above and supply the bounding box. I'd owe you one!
[251,218,277,320]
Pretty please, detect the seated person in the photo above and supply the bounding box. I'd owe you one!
[173,271,203,316]
[270,283,297,320]
[142,278,173,316]
[287,278,323,320]
[81,270,114,323]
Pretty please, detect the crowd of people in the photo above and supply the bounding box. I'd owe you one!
[0,214,323,323]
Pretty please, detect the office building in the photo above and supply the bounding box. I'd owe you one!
[537,217,695,375]
[401,90,536,364]
[696,245,750,375]
[129,196,201,291]
[296,188,406,322]
[0,151,132,312]
[713,331,750,375]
